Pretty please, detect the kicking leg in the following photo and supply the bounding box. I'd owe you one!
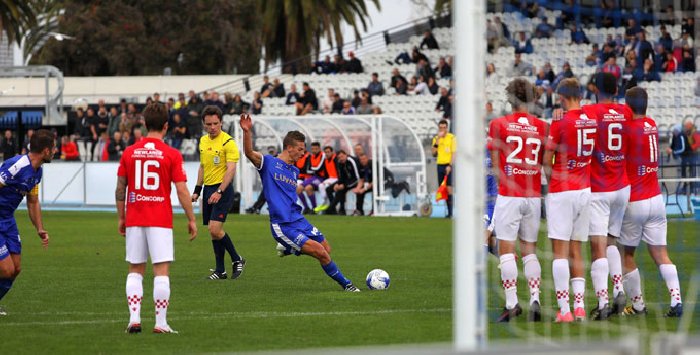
[300,240,356,291]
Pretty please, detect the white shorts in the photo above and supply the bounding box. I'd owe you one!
[493,195,541,243]
[546,188,591,242]
[125,227,174,264]
[589,185,630,237]
[619,195,667,247]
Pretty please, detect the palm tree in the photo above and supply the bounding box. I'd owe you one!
[259,0,380,73]
[0,0,37,45]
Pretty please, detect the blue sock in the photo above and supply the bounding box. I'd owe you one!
[211,240,225,273]
[0,278,13,301]
[221,233,241,262]
[321,261,351,288]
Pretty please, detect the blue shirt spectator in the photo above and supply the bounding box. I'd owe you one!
[512,31,533,54]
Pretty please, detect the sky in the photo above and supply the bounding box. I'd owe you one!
[320,0,437,51]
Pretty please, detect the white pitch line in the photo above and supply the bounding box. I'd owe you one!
[0,308,451,327]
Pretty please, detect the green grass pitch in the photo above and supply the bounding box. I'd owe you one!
[0,211,697,353]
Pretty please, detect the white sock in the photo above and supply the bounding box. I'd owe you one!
[607,245,624,297]
[591,258,610,308]
[154,276,171,328]
[552,258,570,314]
[126,273,143,324]
[522,254,541,305]
[659,264,682,307]
[623,268,645,311]
[571,277,585,310]
[318,184,328,205]
[499,254,519,309]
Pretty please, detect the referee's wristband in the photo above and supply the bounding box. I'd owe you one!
[193,185,202,196]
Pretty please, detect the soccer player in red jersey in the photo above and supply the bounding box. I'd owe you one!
[487,79,546,322]
[116,103,198,334]
[619,87,683,317]
[544,79,598,322]
[580,72,633,318]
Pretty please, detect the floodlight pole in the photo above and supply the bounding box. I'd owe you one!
[454,0,486,351]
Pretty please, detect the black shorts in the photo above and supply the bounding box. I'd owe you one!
[202,184,234,225]
[437,164,452,186]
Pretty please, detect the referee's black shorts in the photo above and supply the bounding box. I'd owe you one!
[437,164,452,186]
[202,184,234,225]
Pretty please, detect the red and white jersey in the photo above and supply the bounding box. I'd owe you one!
[487,113,547,197]
[117,137,187,228]
[581,103,632,192]
[546,108,598,193]
[624,116,661,201]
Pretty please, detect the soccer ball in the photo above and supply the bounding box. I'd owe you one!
[366,269,390,290]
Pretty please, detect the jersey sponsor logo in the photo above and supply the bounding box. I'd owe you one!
[504,164,538,176]
[637,165,659,176]
[602,109,625,121]
[144,142,156,150]
[597,152,625,163]
[274,172,297,187]
[567,159,590,169]
[517,117,530,125]
[129,192,166,203]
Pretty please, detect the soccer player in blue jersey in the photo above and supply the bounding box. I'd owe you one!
[239,113,360,292]
[0,129,54,315]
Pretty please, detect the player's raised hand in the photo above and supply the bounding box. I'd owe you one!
[38,229,50,249]
[239,113,252,132]
[187,220,197,241]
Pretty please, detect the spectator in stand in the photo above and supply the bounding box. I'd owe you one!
[621,57,638,89]
[410,47,429,65]
[60,135,80,161]
[420,30,439,50]
[600,42,615,63]
[251,91,263,115]
[658,25,674,52]
[570,23,589,44]
[296,82,318,115]
[228,94,245,115]
[169,113,187,150]
[107,131,125,161]
[174,92,187,110]
[131,125,145,145]
[552,61,574,88]
[118,98,128,115]
[635,31,654,66]
[286,84,300,105]
[435,87,452,119]
[534,17,554,39]
[356,96,373,115]
[434,57,452,79]
[681,49,696,72]
[84,108,98,160]
[333,54,346,73]
[117,113,132,136]
[271,78,285,98]
[187,94,204,139]
[70,108,85,136]
[390,68,407,90]
[204,91,224,111]
[1,129,15,160]
[394,77,408,95]
[676,31,694,49]
[96,106,110,137]
[509,52,533,77]
[681,18,694,38]
[512,31,533,54]
[367,73,385,97]
[542,61,555,82]
[494,16,510,41]
[602,55,621,80]
[351,90,362,108]
[331,93,344,114]
[427,77,439,95]
[412,76,430,95]
[662,51,678,73]
[320,55,335,74]
[407,76,417,93]
[625,18,642,37]
[485,101,498,121]
[660,5,675,26]
[487,19,500,53]
[322,88,336,113]
[486,62,497,78]
[108,106,120,137]
[535,68,551,88]
[260,75,273,97]
[634,58,661,82]
[341,101,355,115]
[347,51,365,74]
[152,93,161,103]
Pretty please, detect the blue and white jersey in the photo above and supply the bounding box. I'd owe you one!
[258,154,304,224]
[0,155,42,219]
[485,150,497,224]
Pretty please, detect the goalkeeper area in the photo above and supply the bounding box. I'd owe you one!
[0,211,696,353]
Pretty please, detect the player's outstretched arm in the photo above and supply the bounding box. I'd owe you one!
[26,192,49,249]
[115,176,127,236]
[239,113,262,169]
[175,181,198,241]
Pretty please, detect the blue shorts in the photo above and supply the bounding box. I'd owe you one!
[202,184,234,225]
[270,219,325,256]
[0,218,21,261]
